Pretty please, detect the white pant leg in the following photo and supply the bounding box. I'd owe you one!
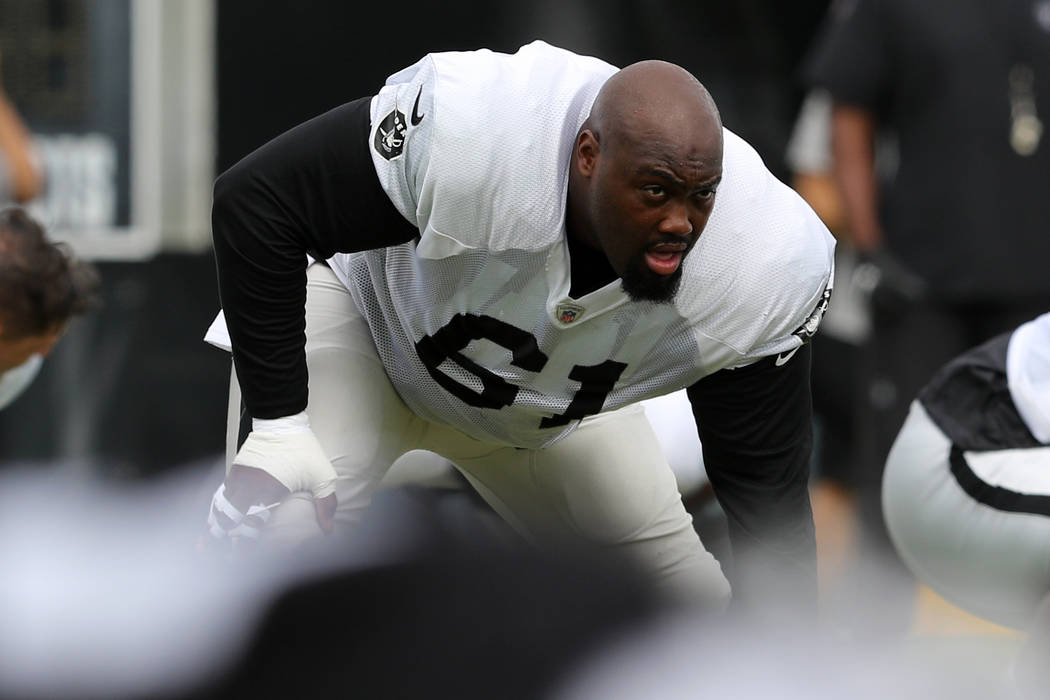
[262,264,426,546]
[384,390,708,497]
[883,400,1050,628]
[639,391,707,499]
[224,361,242,473]
[439,403,730,609]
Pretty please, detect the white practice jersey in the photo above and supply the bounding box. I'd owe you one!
[1007,311,1050,443]
[319,41,835,448]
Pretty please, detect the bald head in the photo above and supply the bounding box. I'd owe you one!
[587,60,722,152]
[566,60,725,303]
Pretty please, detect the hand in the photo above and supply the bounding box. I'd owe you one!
[207,419,338,541]
[853,247,927,316]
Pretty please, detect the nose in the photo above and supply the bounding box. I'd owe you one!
[659,201,693,236]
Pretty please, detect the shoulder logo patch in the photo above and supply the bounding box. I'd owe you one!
[374,108,407,160]
[793,285,831,342]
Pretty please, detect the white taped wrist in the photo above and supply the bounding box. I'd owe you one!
[234,425,338,499]
[207,483,275,539]
[252,411,311,435]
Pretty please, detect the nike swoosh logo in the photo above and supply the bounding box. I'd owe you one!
[774,347,799,366]
[410,86,425,126]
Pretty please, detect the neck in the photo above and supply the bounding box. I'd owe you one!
[565,150,616,297]
[566,231,617,299]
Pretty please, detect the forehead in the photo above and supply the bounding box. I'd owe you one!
[614,126,723,181]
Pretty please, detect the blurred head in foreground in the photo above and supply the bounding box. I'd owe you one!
[0,207,99,407]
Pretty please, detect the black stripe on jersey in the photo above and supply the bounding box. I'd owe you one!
[949,445,1050,517]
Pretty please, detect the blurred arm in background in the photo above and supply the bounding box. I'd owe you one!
[0,68,43,204]
[829,102,880,253]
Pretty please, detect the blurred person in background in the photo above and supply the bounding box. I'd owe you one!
[0,207,100,410]
[882,311,1050,698]
[803,0,1050,634]
[784,88,871,610]
[206,41,834,622]
[784,87,904,626]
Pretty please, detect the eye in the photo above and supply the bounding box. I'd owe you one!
[642,184,666,198]
[693,187,717,203]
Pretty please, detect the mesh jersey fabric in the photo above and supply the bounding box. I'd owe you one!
[321,41,835,448]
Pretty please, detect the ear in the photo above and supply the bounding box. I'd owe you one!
[575,129,600,177]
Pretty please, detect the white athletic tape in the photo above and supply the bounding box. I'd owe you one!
[227,522,264,539]
[211,484,242,522]
[206,484,278,540]
[233,418,338,499]
[245,503,275,522]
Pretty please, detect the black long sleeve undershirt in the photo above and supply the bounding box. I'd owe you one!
[212,96,417,418]
[687,343,818,618]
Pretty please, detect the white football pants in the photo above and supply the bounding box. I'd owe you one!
[226,264,729,608]
[883,400,1050,629]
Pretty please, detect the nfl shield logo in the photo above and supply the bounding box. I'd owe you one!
[556,302,584,324]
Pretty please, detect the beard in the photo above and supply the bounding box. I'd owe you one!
[620,260,684,303]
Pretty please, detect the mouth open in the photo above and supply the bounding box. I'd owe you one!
[644,242,688,276]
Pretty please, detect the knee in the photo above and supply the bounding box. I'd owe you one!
[658,538,732,612]
[562,465,680,543]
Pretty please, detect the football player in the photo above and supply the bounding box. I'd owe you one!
[882,311,1050,696]
[0,207,99,410]
[207,42,835,615]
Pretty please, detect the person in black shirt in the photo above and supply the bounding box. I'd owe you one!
[803,0,1050,632]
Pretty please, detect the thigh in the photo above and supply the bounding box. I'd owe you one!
[449,403,731,609]
[639,390,707,499]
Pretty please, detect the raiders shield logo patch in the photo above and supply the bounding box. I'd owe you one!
[556,301,585,324]
[793,285,831,341]
[374,108,407,160]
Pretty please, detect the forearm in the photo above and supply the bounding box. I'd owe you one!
[704,433,817,616]
[0,93,42,203]
[211,96,417,418]
[830,103,881,252]
[211,190,311,417]
[688,346,818,618]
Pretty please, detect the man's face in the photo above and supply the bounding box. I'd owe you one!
[588,129,722,302]
[0,326,64,373]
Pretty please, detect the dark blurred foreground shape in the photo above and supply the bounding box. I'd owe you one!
[191,532,662,700]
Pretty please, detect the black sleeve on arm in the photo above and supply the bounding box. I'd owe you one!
[212,96,418,419]
[686,343,817,621]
